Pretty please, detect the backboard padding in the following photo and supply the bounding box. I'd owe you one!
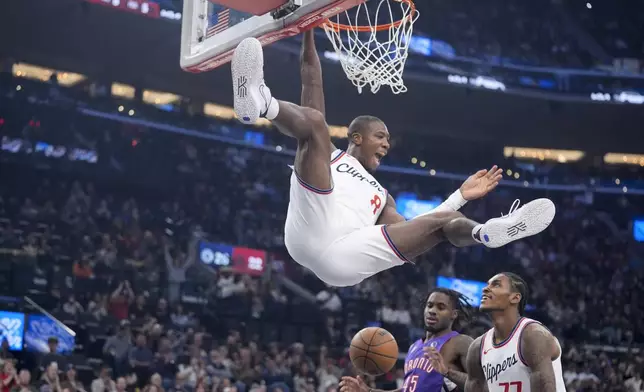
[180,0,365,73]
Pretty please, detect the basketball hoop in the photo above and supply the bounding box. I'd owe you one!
[321,0,418,94]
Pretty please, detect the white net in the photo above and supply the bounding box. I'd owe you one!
[322,0,418,94]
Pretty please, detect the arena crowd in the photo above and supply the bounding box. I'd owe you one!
[0,66,643,392]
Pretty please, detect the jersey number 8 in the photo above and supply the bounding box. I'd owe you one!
[370,194,382,215]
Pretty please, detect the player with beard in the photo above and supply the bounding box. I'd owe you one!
[464,273,566,392]
[340,288,473,392]
[231,31,556,287]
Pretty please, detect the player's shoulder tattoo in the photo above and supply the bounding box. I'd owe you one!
[520,322,554,367]
[465,335,484,372]
[464,335,488,392]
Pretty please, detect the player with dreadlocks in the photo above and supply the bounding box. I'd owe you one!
[340,288,473,392]
[465,272,566,391]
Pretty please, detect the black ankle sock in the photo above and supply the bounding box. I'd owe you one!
[472,228,482,241]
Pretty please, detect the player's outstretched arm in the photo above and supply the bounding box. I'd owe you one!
[464,337,489,392]
[421,166,502,217]
[520,324,558,392]
[300,30,326,116]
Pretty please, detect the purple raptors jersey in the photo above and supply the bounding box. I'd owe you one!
[402,331,459,392]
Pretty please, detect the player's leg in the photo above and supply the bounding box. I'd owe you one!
[442,216,482,247]
[383,212,472,259]
[315,213,465,286]
[232,37,332,191]
[386,198,556,258]
[316,199,554,286]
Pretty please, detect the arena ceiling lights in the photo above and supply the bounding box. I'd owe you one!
[503,147,585,163]
[142,90,181,106]
[12,63,86,87]
[112,83,136,99]
[604,153,644,167]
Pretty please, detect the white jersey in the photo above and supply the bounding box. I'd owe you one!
[328,150,388,231]
[284,149,407,287]
[480,317,566,392]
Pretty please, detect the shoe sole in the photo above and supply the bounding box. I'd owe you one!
[232,37,264,125]
[480,198,556,248]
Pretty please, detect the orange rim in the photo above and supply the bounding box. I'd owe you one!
[322,0,416,33]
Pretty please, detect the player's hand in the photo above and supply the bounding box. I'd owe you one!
[423,347,448,376]
[339,376,369,392]
[459,165,503,200]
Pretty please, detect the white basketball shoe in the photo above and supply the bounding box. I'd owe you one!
[231,37,276,125]
[478,198,556,248]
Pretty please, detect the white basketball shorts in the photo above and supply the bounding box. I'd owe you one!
[284,172,409,287]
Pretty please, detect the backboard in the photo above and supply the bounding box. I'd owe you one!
[180,0,365,73]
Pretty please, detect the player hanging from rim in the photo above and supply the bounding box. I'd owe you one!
[464,272,566,392]
[230,31,556,287]
[340,288,473,392]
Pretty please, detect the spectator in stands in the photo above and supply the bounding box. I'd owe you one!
[315,288,341,313]
[129,334,154,389]
[167,374,189,392]
[170,305,194,330]
[207,349,232,380]
[103,321,132,377]
[152,337,176,385]
[11,370,35,392]
[109,282,134,321]
[61,365,83,392]
[293,361,317,392]
[177,357,206,390]
[321,317,341,348]
[625,370,643,392]
[1,361,18,392]
[251,295,264,319]
[39,362,62,392]
[315,359,339,392]
[40,338,64,370]
[217,272,246,299]
[261,358,286,388]
[164,236,196,304]
[114,378,127,392]
[154,300,170,325]
[394,301,411,326]
[378,300,412,326]
[62,295,84,317]
[87,294,109,320]
[142,375,163,392]
[90,367,115,392]
[0,340,14,368]
[129,295,148,323]
[72,257,93,280]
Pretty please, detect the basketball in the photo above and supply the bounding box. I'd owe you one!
[349,327,399,376]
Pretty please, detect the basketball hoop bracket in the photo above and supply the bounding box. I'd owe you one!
[271,0,302,19]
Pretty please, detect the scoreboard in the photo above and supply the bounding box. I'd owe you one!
[199,241,266,276]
